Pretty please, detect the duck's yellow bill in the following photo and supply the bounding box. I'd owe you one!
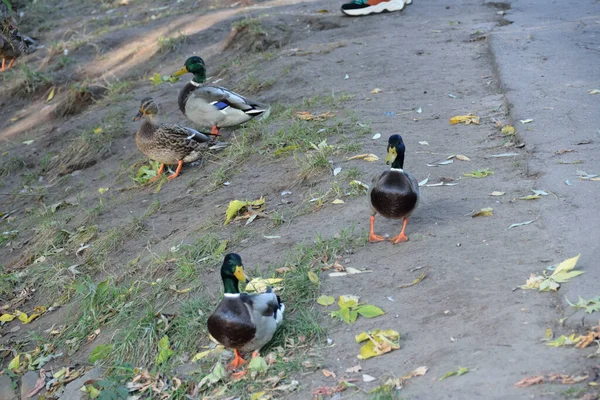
[171,66,189,77]
[385,147,397,165]
[234,266,247,282]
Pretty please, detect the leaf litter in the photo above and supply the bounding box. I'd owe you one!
[398,272,427,288]
[449,114,480,125]
[224,197,266,225]
[439,367,473,381]
[463,168,493,178]
[521,254,583,291]
[472,207,493,217]
[355,329,400,360]
[330,295,385,324]
[515,373,588,387]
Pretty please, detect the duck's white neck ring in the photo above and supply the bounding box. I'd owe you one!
[224,293,240,298]
[390,168,404,172]
[190,80,201,87]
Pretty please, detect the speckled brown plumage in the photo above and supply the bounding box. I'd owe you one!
[0,17,37,71]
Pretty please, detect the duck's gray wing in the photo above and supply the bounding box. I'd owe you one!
[196,86,267,114]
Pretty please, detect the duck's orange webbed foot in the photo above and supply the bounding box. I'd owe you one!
[389,218,409,244]
[369,215,386,243]
[167,160,184,180]
[148,163,165,183]
[210,126,221,137]
[227,348,247,371]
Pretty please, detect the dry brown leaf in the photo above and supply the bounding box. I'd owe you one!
[294,111,336,121]
[276,267,292,274]
[322,369,337,378]
[515,375,544,387]
[346,365,362,373]
[455,154,471,161]
[547,374,588,384]
[554,149,575,155]
[576,323,600,348]
[402,366,428,379]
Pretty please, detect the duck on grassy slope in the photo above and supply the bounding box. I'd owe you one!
[207,253,284,376]
[133,97,226,181]
[171,56,268,136]
[368,134,420,244]
[0,17,38,72]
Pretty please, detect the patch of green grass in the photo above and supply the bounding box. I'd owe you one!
[58,277,139,356]
[10,64,53,98]
[345,167,362,181]
[561,386,588,398]
[48,110,126,175]
[101,78,134,103]
[234,74,276,95]
[157,33,187,53]
[296,142,334,181]
[303,93,354,109]
[90,217,144,263]
[170,234,227,282]
[232,17,265,35]
[54,82,95,117]
[265,228,364,348]
[0,272,18,299]
[0,156,25,178]
[166,296,212,357]
[206,119,266,191]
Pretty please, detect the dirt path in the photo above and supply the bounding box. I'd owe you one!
[0,0,597,399]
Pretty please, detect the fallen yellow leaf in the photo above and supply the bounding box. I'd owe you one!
[449,114,480,125]
[224,197,265,225]
[355,329,400,360]
[472,207,493,217]
[46,87,56,102]
[245,278,283,293]
[371,88,383,94]
[347,153,379,162]
[501,125,515,135]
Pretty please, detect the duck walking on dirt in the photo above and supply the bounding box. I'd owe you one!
[207,253,284,378]
[171,56,268,137]
[133,97,226,181]
[0,17,38,72]
[368,134,420,244]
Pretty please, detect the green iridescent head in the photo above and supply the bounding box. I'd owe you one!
[220,253,247,294]
[171,56,206,84]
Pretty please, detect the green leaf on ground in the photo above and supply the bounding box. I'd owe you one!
[566,295,600,314]
[89,344,113,363]
[317,295,335,306]
[546,334,581,347]
[156,335,173,365]
[355,305,385,318]
[248,355,268,379]
[463,168,493,178]
[199,361,227,388]
[439,367,472,380]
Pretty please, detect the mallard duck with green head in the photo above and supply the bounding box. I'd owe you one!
[133,97,224,181]
[171,56,268,136]
[0,17,38,72]
[368,134,420,244]
[207,253,284,375]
